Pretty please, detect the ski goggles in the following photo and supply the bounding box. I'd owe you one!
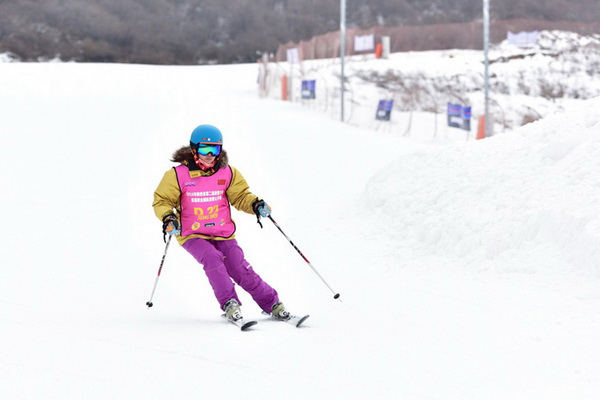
[194,144,222,156]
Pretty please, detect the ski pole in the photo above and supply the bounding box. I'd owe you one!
[268,215,341,301]
[146,234,173,308]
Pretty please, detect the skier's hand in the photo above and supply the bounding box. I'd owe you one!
[253,199,271,218]
[252,199,271,229]
[162,214,180,237]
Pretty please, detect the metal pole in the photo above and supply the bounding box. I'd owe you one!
[146,234,173,308]
[483,0,491,137]
[268,216,341,301]
[340,0,346,122]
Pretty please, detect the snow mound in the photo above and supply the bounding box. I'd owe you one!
[367,96,600,276]
[0,52,18,63]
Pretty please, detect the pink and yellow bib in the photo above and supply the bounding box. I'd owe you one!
[175,165,235,238]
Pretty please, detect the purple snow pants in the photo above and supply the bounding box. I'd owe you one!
[182,238,278,312]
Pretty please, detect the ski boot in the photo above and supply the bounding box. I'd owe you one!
[224,299,243,323]
[271,302,291,321]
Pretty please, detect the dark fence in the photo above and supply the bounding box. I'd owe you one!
[274,19,600,62]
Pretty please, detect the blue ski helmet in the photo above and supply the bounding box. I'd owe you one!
[190,124,223,147]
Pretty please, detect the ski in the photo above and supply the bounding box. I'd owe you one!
[221,314,258,331]
[262,311,310,328]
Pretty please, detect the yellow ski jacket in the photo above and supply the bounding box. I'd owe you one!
[152,147,259,245]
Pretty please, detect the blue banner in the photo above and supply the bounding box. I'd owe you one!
[376,100,393,121]
[447,103,471,131]
[301,80,316,99]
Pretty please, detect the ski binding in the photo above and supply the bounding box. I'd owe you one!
[221,314,258,331]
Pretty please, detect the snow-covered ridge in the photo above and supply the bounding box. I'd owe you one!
[367,96,600,276]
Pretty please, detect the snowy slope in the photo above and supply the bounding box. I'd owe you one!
[1,55,599,400]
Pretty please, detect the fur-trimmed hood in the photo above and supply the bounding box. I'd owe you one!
[170,145,229,171]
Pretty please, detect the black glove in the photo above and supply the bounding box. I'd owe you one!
[252,199,271,218]
[252,199,271,228]
[162,214,180,241]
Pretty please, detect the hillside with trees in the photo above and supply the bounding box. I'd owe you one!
[1,0,599,64]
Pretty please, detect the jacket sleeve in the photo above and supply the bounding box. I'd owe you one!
[152,168,181,221]
[227,166,259,215]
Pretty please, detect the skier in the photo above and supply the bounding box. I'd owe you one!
[152,124,290,326]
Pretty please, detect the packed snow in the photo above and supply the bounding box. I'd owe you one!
[1,40,599,399]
